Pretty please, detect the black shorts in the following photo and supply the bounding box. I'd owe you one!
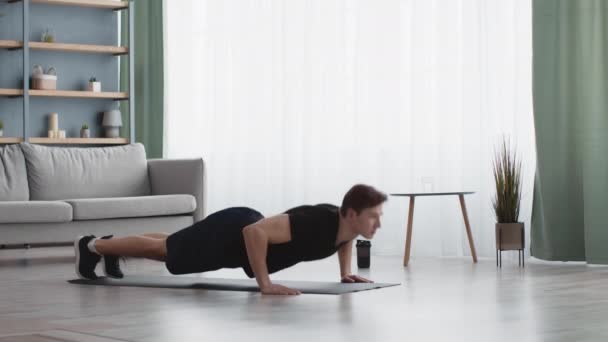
[165,207,264,275]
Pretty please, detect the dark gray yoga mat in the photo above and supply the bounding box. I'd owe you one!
[69,275,400,295]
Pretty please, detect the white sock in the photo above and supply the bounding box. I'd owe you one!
[87,238,101,255]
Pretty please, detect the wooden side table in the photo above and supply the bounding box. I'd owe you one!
[390,192,478,266]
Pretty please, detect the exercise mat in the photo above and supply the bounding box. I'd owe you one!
[69,275,400,295]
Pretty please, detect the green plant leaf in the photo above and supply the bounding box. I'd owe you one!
[492,137,523,223]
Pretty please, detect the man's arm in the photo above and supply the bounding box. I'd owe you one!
[242,215,301,295]
[338,240,374,283]
[338,240,353,278]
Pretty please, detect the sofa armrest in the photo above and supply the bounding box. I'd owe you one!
[147,158,206,221]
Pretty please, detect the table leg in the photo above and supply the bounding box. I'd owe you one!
[404,196,415,266]
[458,194,478,263]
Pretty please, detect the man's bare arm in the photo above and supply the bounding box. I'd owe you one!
[242,215,301,295]
[338,240,353,278]
[338,240,374,283]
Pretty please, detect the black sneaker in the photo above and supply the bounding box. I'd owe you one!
[100,235,124,279]
[74,235,101,280]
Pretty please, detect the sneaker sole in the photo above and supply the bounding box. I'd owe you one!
[74,235,86,280]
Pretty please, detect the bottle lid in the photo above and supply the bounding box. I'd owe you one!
[356,239,371,247]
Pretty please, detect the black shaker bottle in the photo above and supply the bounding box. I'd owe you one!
[356,240,371,268]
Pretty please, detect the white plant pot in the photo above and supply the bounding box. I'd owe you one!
[0,129,3,137]
[87,82,101,92]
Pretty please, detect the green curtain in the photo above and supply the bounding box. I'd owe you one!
[532,0,608,263]
[120,0,164,158]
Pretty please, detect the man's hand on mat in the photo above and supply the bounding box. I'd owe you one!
[261,283,302,295]
[341,275,374,283]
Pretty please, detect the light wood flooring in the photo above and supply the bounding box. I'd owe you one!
[1,247,607,342]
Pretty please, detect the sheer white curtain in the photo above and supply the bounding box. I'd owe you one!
[165,0,533,258]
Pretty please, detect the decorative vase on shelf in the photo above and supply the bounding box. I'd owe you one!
[102,110,122,138]
[41,27,56,43]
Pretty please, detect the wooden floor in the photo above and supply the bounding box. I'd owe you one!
[0,247,607,342]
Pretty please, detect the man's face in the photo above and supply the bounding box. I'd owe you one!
[350,204,383,239]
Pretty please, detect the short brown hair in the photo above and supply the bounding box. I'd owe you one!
[340,184,387,216]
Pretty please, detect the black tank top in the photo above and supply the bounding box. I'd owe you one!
[241,204,342,278]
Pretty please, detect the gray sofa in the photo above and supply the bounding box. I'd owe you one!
[0,143,205,247]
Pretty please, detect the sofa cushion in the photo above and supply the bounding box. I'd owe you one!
[20,143,151,201]
[64,194,196,220]
[0,201,73,223]
[0,144,29,201]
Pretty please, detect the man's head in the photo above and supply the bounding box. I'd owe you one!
[340,184,387,239]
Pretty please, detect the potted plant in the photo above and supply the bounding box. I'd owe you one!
[87,76,101,92]
[492,138,524,267]
[0,119,3,137]
[80,123,90,138]
[41,27,56,43]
